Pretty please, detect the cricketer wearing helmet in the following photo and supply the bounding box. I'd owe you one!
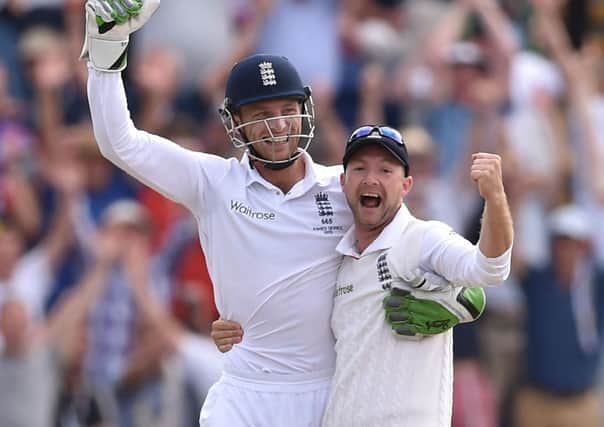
[219,55,316,169]
[81,1,491,425]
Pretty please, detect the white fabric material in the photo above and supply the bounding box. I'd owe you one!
[0,249,52,320]
[0,249,52,358]
[323,205,511,427]
[509,51,564,109]
[199,372,331,427]
[87,69,353,380]
[178,334,224,399]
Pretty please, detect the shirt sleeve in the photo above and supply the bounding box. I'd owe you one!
[420,221,512,287]
[87,68,212,211]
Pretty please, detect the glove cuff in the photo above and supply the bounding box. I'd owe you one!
[456,287,486,322]
[81,36,130,72]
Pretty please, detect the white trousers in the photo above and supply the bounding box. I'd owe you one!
[199,370,332,427]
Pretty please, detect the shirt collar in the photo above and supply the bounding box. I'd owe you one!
[336,204,413,257]
[241,151,321,196]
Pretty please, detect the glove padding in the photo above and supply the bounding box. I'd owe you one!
[383,284,486,337]
[80,0,160,72]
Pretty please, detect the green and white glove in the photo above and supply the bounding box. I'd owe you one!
[80,0,160,72]
[383,284,486,337]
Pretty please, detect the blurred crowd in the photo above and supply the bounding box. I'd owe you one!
[1,0,604,426]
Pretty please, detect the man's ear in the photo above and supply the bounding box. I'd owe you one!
[402,175,413,196]
[340,171,346,187]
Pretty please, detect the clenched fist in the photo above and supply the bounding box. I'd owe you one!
[470,153,505,202]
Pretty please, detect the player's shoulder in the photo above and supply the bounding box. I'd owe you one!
[425,219,454,233]
[404,214,453,235]
[312,160,344,175]
[195,152,246,175]
[194,151,240,165]
[312,162,344,185]
[413,218,457,243]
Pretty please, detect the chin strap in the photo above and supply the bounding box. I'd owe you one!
[248,147,297,170]
[263,159,297,170]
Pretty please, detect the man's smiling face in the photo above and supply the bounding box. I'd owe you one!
[236,98,303,163]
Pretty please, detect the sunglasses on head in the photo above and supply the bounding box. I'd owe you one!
[347,125,404,146]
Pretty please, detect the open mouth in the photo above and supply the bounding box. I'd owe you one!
[360,193,381,208]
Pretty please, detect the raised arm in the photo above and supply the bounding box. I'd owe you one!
[533,1,604,201]
[82,0,208,210]
[383,153,512,338]
[122,231,183,353]
[42,227,119,355]
[472,152,514,258]
[406,153,513,287]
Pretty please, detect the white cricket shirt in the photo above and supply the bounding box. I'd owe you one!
[87,70,353,379]
[322,205,511,427]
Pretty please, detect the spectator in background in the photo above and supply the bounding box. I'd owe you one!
[512,204,604,427]
[252,0,343,92]
[79,196,220,426]
[79,199,170,424]
[123,232,223,426]
[339,0,448,67]
[0,154,79,320]
[0,60,22,121]
[18,24,89,133]
[418,0,515,180]
[37,129,138,312]
[127,47,184,136]
[0,120,41,243]
[0,167,96,427]
[0,51,41,243]
[135,0,235,94]
[0,277,109,427]
[503,47,569,267]
[399,125,468,231]
[338,0,449,126]
[531,0,604,265]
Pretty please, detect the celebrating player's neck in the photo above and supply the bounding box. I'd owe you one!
[254,157,306,194]
[353,225,386,254]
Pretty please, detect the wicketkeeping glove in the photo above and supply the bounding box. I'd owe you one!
[383,285,486,337]
[80,0,160,72]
